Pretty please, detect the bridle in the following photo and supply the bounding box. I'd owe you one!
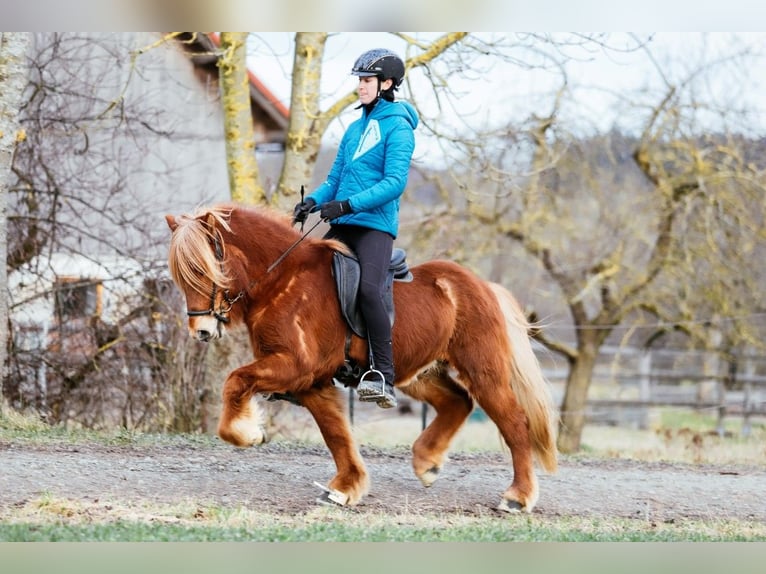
[186,282,244,324]
[185,216,323,326]
[185,231,244,325]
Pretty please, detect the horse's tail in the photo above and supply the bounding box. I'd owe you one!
[488,282,558,473]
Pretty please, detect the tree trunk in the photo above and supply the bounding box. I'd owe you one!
[274,32,329,210]
[557,340,599,453]
[0,32,30,409]
[218,32,264,205]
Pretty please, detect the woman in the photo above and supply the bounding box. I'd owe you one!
[293,48,419,409]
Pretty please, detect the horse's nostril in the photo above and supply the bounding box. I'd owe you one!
[196,330,211,342]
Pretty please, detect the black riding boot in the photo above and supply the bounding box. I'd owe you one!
[357,338,397,409]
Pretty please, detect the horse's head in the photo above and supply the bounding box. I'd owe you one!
[166,207,239,342]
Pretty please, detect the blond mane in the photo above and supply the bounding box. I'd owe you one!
[168,206,234,296]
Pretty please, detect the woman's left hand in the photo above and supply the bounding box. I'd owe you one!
[320,200,352,220]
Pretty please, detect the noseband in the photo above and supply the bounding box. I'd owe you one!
[186,282,244,324]
[185,232,244,325]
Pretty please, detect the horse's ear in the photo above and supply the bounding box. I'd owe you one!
[205,213,217,231]
[165,215,178,231]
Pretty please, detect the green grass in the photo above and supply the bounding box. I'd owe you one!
[2,493,764,542]
[2,514,764,542]
[0,407,220,448]
[657,407,746,433]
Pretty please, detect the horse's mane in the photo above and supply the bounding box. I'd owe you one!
[168,203,351,297]
[168,205,234,296]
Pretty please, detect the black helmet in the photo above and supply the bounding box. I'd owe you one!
[351,48,405,88]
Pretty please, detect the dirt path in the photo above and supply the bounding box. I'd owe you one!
[1,440,763,522]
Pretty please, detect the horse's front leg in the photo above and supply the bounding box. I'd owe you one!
[217,354,369,506]
[299,385,369,506]
[217,354,308,447]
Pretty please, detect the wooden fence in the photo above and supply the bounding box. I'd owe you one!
[377,345,766,436]
[540,345,766,436]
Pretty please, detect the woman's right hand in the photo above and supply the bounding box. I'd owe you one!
[292,198,317,224]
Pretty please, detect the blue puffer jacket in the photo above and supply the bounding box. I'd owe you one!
[308,99,419,238]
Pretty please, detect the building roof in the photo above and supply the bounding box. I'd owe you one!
[175,32,289,143]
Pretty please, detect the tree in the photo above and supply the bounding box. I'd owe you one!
[5,33,222,429]
[433,38,766,452]
[0,32,30,410]
[218,32,264,204]
[13,32,763,450]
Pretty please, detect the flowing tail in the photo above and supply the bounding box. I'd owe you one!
[488,282,558,473]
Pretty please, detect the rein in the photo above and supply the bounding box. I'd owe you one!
[267,217,323,273]
[186,216,323,323]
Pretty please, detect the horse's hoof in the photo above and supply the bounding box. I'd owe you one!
[418,466,440,488]
[240,425,268,446]
[220,423,268,447]
[314,481,349,506]
[497,498,526,513]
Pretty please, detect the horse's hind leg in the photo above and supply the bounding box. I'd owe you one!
[467,366,539,513]
[401,362,474,487]
[299,384,369,506]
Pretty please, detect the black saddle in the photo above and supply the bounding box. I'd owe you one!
[331,247,413,339]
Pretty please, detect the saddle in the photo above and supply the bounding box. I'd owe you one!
[331,247,413,339]
[266,248,414,402]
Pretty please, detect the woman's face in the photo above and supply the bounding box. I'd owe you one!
[358,76,393,105]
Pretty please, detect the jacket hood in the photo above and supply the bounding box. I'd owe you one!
[368,99,419,130]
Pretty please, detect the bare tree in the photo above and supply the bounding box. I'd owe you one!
[0,32,30,410]
[5,33,225,429]
[12,32,762,451]
[434,38,766,452]
[218,32,264,204]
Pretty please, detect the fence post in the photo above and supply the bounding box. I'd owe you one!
[638,350,652,430]
[715,377,727,437]
[701,330,725,436]
[742,358,756,438]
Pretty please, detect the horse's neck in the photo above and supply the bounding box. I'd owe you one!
[231,213,304,273]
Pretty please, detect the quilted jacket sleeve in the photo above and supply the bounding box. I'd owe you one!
[308,133,349,205]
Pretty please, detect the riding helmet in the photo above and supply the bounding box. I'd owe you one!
[351,48,405,88]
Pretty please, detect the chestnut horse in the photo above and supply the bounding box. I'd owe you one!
[165,203,557,512]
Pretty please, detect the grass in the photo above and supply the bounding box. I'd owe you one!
[4,399,764,465]
[271,401,766,466]
[1,496,765,542]
[576,408,766,465]
[0,406,220,448]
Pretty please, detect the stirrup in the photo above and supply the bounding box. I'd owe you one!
[357,369,396,409]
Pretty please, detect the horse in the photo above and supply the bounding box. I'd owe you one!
[165,203,558,513]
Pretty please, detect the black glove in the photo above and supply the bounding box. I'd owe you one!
[320,200,352,220]
[292,198,316,224]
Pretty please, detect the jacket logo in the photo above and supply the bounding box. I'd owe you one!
[352,120,381,160]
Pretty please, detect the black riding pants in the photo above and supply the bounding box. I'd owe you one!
[325,224,394,375]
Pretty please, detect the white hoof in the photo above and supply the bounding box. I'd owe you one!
[228,397,267,446]
[418,466,440,488]
[497,498,527,513]
[314,482,349,506]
